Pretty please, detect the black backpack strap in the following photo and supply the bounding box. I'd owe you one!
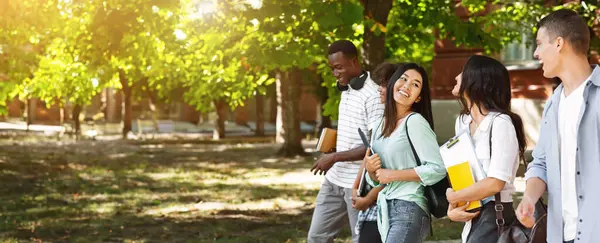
[404,113,434,236]
[405,113,421,166]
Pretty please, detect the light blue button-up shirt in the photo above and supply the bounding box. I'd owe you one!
[525,65,600,243]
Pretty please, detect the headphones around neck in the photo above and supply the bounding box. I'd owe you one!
[337,70,368,91]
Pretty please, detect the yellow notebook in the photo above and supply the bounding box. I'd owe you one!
[446,161,482,211]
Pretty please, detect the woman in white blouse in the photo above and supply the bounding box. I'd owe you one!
[444,55,527,243]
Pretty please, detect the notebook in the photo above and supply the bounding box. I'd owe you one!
[357,128,373,197]
[439,130,485,211]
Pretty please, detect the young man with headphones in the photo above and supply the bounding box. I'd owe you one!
[308,40,384,243]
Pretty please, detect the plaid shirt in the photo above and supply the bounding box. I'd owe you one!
[355,203,378,235]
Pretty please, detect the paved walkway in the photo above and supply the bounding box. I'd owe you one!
[0,120,318,137]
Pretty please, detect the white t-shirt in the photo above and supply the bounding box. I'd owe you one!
[455,112,520,243]
[325,72,384,188]
[558,79,589,241]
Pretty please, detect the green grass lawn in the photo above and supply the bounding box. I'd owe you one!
[0,138,467,242]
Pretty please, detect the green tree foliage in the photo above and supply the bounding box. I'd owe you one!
[0,0,61,114]
[71,0,183,138]
[241,0,363,155]
[175,1,265,112]
[321,0,599,119]
[16,0,104,134]
[176,0,362,152]
[1,0,598,145]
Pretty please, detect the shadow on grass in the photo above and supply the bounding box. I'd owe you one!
[0,139,473,242]
[0,140,324,242]
[5,207,323,243]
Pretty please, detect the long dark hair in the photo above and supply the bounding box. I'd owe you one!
[380,63,434,138]
[458,55,527,162]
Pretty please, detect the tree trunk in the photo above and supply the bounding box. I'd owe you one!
[255,93,265,136]
[119,70,133,139]
[148,99,159,133]
[135,79,160,135]
[25,98,32,131]
[361,0,394,71]
[104,88,118,123]
[213,99,227,140]
[314,75,332,136]
[25,98,37,131]
[198,112,209,125]
[276,68,305,157]
[268,83,277,123]
[59,104,65,126]
[72,104,82,136]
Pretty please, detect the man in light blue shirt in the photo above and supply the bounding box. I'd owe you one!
[516,9,600,243]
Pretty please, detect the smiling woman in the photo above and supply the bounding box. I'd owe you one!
[364,63,446,243]
[380,63,434,138]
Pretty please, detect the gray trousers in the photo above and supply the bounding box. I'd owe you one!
[308,178,359,243]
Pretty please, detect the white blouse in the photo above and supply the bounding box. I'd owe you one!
[454,112,520,203]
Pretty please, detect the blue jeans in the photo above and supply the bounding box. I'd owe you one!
[385,199,430,243]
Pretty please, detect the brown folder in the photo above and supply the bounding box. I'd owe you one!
[316,128,337,153]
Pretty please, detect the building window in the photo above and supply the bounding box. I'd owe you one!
[500,32,541,70]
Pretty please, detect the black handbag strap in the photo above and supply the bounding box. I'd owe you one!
[487,114,506,236]
[494,193,504,236]
[487,114,550,239]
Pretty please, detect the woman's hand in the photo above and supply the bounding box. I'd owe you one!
[375,169,396,184]
[365,149,381,173]
[447,202,480,222]
[446,188,461,204]
[352,195,374,211]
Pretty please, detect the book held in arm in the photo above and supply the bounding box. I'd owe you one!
[316,128,337,153]
[439,130,485,211]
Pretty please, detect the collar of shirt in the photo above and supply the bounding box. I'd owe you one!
[550,65,600,106]
[561,73,592,99]
[589,65,600,87]
[459,111,499,136]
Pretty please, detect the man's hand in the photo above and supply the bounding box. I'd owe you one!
[375,169,395,184]
[516,195,537,228]
[310,153,336,175]
[352,194,375,211]
[446,188,460,204]
[365,149,381,173]
[447,202,480,222]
